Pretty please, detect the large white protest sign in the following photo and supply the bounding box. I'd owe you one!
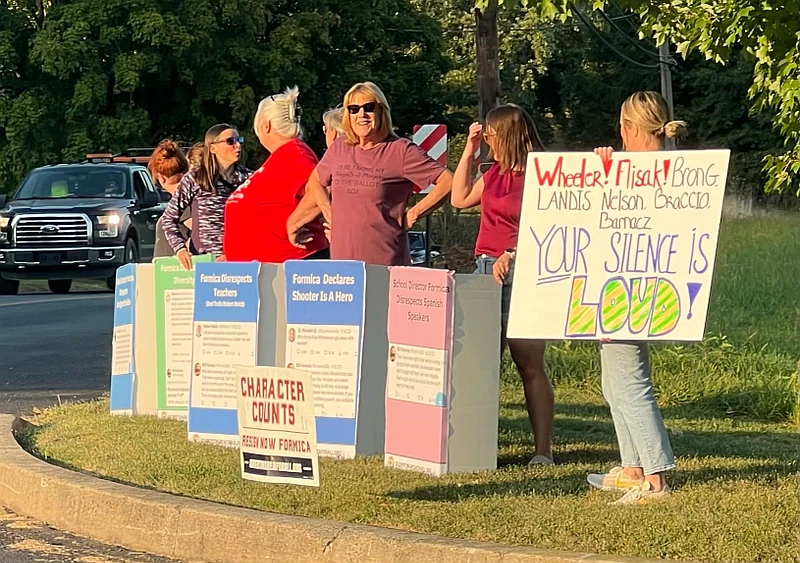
[236,366,319,487]
[508,150,730,341]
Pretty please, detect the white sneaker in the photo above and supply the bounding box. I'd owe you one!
[527,454,554,467]
[611,481,672,505]
[587,466,644,492]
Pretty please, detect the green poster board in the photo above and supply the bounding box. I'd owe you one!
[154,255,214,419]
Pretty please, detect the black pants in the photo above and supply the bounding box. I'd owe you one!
[304,248,330,260]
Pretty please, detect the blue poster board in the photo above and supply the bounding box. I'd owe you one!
[187,261,261,446]
[284,260,366,458]
[110,264,136,415]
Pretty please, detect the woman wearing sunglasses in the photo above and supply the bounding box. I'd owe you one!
[223,87,328,262]
[452,104,554,467]
[162,123,250,269]
[287,81,452,266]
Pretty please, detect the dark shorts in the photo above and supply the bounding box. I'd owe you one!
[474,255,513,326]
[304,248,330,260]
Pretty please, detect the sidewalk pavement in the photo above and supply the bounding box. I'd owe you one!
[0,415,694,563]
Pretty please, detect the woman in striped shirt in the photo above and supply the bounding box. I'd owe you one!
[162,123,250,269]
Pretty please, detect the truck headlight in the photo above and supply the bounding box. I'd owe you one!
[0,216,8,229]
[97,214,120,238]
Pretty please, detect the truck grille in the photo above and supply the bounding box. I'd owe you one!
[13,214,91,247]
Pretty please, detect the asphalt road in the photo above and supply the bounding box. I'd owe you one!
[0,291,187,562]
[0,506,176,563]
[0,290,114,416]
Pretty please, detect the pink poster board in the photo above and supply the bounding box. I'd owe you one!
[384,267,455,476]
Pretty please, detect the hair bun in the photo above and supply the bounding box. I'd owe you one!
[157,139,179,157]
[149,139,189,179]
[663,120,688,139]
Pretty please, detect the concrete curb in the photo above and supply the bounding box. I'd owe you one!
[0,415,686,563]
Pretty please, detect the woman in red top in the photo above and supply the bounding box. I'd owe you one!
[223,87,328,262]
[451,104,554,467]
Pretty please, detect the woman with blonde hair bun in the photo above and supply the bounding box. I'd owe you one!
[617,90,686,149]
[223,86,328,262]
[588,90,685,505]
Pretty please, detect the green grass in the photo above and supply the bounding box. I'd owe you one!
[24,393,797,563]
[20,278,109,293]
[705,214,799,355]
[21,214,800,563]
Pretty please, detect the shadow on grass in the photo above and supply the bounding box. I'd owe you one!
[385,457,793,503]
[395,398,795,503]
[498,399,795,466]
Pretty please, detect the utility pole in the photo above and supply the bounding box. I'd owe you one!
[659,40,675,150]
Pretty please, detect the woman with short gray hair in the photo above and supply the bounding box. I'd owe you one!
[322,106,345,148]
[223,86,328,262]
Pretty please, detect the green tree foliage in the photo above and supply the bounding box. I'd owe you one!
[410,0,552,158]
[479,0,799,193]
[417,0,784,200]
[0,0,450,193]
[534,13,785,197]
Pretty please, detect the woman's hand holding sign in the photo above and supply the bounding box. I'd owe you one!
[594,146,614,163]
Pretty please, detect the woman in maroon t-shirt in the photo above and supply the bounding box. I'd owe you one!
[286,81,453,266]
[451,104,555,467]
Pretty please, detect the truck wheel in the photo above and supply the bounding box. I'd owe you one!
[106,238,139,291]
[48,279,72,294]
[0,276,19,295]
[124,237,140,263]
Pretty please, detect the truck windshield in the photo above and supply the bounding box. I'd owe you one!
[14,168,130,200]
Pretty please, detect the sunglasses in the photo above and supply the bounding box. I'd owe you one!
[346,102,378,115]
[212,135,244,146]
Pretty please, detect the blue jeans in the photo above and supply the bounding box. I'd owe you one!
[601,342,675,475]
[474,255,512,326]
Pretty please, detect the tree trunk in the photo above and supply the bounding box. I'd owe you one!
[475,0,500,122]
[34,0,45,29]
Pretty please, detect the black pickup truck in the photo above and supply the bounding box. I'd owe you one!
[0,155,167,295]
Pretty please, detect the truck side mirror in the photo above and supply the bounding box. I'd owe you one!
[141,189,160,207]
[0,194,6,208]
